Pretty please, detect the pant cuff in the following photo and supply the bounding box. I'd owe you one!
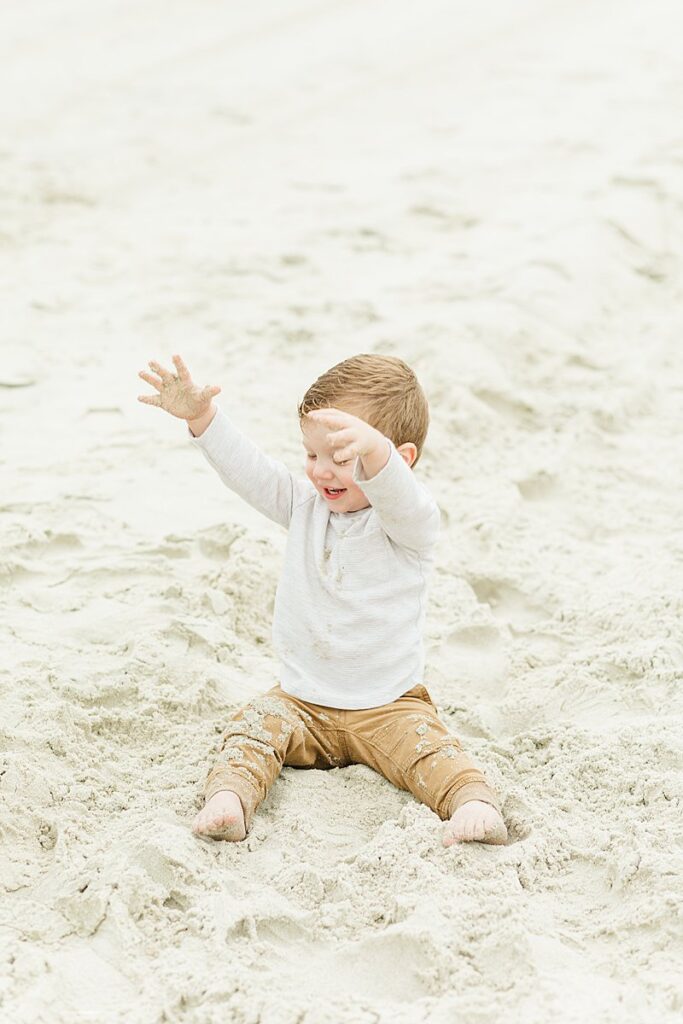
[447,780,503,817]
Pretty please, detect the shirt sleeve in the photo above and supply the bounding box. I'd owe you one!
[188,405,313,529]
[352,439,441,554]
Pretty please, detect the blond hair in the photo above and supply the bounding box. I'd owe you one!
[297,354,430,468]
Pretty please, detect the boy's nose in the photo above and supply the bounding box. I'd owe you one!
[313,464,335,482]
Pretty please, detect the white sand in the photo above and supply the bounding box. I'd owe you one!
[2,1,683,1021]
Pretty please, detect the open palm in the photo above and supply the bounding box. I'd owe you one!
[137,355,221,420]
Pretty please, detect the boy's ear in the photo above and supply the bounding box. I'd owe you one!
[397,442,417,468]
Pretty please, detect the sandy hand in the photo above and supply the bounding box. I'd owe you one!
[305,407,385,463]
[137,354,221,420]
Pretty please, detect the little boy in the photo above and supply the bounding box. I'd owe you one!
[138,353,507,847]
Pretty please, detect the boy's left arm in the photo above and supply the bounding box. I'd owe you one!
[306,408,440,554]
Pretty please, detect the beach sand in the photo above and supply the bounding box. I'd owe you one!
[1,1,682,1021]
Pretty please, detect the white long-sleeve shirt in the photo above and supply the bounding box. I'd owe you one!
[189,406,440,709]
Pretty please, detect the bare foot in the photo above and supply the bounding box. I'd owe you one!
[443,799,508,847]
[192,790,246,842]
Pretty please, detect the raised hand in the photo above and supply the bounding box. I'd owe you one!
[137,354,221,421]
[305,407,386,463]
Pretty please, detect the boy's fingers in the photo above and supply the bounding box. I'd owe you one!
[149,359,174,380]
[307,407,344,418]
[138,370,162,391]
[138,395,161,406]
[334,446,357,462]
[172,354,191,381]
[306,411,343,427]
[326,428,359,450]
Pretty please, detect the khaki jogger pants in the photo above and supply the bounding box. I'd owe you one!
[203,682,503,833]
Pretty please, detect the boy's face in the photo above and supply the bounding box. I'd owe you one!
[301,412,372,513]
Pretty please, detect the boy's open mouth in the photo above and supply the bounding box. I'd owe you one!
[323,487,346,499]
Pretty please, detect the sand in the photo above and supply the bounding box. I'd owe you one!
[2,1,683,1021]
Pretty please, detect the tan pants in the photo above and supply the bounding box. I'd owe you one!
[204,682,503,833]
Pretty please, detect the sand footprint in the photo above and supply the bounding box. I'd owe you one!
[516,471,562,502]
[472,387,538,428]
[469,577,550,629]
[307,930,432,1003]
[433,623,509,702]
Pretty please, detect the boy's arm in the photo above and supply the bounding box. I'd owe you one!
[136,356,308,527]
[352,439,440,554]
[188,403,310,529]
[305,407,440,554]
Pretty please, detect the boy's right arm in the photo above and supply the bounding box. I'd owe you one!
[138,354,309,529]
[187,402,304,529]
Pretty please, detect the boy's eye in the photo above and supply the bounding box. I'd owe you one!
[306,453,351,466]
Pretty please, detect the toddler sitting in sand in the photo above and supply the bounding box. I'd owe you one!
[138,353,507,847]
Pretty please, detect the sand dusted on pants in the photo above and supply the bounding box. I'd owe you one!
[203,683,503,832]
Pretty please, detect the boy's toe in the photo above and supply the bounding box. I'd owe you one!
[442,827,461,847]
[483,822,508,845]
